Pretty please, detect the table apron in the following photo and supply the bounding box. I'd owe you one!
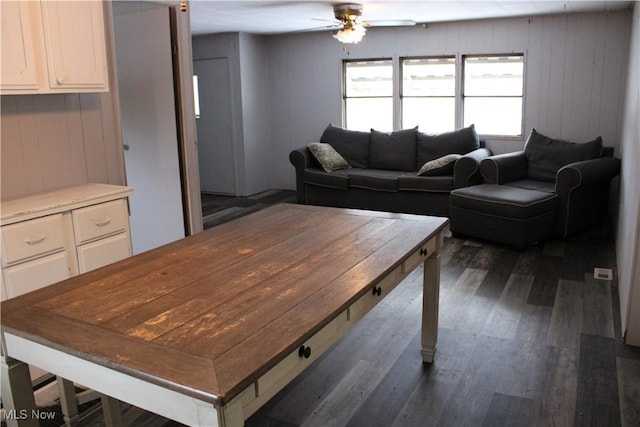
[1,333,219,427]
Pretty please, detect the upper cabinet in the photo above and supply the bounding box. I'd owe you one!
[0,0,109,94]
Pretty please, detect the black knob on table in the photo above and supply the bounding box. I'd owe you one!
[299,345,311,359]
[372,286,382,296]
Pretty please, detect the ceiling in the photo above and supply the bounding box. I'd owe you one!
[188,0,633,36]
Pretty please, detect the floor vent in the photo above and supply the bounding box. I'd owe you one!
[594,267,614,280]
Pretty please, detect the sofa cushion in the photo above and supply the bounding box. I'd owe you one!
[369,127,418,171]
[398,174,454,193]
[307,142,351,172]
[303,168,352,190]
[524,128,603,182]
[320,124,370,168]
[417,125,479,169]
[348,169,401,192]
[418,154,462,176]
[505,179,556,193]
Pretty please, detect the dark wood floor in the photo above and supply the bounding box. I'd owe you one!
[35,191,640,426]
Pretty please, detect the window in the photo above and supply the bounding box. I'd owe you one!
[401,57,455,134]
[343,59,393,131]
[463,55,524,137]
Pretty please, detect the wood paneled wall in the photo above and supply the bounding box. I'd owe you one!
[265,10,632,190]
[1,93,124,200]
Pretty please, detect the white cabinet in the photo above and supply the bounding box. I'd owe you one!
[0,0,109,94]
[0,184,133,300]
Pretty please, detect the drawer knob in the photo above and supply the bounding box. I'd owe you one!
[372,286,382,296]
[420,248,428,256]
[25,235,46,245]
[298,345,311,359]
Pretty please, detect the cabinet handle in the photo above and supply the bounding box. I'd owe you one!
[372,286,382,296]
[56,77,64,85]
[94,218,112,227]
[25,235,46,245]
[298,345,311,359]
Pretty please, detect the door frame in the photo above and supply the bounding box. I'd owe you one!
[104,1,202,236]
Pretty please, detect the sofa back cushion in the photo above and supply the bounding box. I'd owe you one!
[320,124,370,168]
[369,127,418,171]
[524,128,603,182]
[416,125,480,169]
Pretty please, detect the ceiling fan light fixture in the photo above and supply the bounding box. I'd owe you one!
[333,23,366,43]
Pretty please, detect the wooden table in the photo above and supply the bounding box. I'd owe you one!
[1,204,448,427]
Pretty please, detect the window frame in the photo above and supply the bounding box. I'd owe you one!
[461,53,525,138]
[342,58,394,131]
[400,55,457,133]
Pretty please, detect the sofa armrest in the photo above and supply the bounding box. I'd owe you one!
[289,148,314,203]
[555,157,621,193]
[480,151,528,184]
[554,156,621,237]
[454,148,492,188]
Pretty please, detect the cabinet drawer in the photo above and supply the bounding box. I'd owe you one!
[402,239,437,274]
[77,232,132,274]
[2,251,71,299]
[73,199,128,244]
[1,214,66,266]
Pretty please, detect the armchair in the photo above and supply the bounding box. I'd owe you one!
[480,129,621,237]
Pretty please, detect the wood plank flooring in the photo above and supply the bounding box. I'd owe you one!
[21,191,640,426]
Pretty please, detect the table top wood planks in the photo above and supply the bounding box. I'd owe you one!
[1,203,448,427]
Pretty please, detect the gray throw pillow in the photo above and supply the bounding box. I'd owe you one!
[307,143,351,172]
[418,154,462,176]
[524,129,603,182]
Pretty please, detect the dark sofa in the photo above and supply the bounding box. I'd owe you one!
[290,124,492,217]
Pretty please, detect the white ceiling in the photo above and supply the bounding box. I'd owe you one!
[187,0,633,36]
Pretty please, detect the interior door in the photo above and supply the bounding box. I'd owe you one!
[193,58,236,195]
[113,4,185,254]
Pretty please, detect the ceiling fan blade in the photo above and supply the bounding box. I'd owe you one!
[363,20,417,27]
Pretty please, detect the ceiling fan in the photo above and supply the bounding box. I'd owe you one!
[317,3,416,44]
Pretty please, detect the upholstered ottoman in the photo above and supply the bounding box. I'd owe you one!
[449,184,558,248]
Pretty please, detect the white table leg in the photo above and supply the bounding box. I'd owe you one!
[421,253,441,363]
[58,377,80,427]
[1,355,39,427]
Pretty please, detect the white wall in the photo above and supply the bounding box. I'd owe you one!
[239,34,272,196]
[265,10,631,191]
[617,2,640,344]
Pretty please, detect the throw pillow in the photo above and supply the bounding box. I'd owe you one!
[320,124,370,169]
[524,129,603,182]
[416,124,479,169]
[369,127,418,171]
[307,142,351,172]
[418,154,462,176]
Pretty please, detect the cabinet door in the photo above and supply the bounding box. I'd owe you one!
[77,232,132,274]
[40,0,108,91]
[3,251,71,299]
[0,1,45,91]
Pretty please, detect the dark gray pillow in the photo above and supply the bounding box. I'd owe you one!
[524,129,603,182]
[416,124,479,169]
[307,143,351,172]
[418,154,462,176]
[369,127,418,171]
[320,124,370,169]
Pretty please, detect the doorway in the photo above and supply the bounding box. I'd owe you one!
[193,58,237,195]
